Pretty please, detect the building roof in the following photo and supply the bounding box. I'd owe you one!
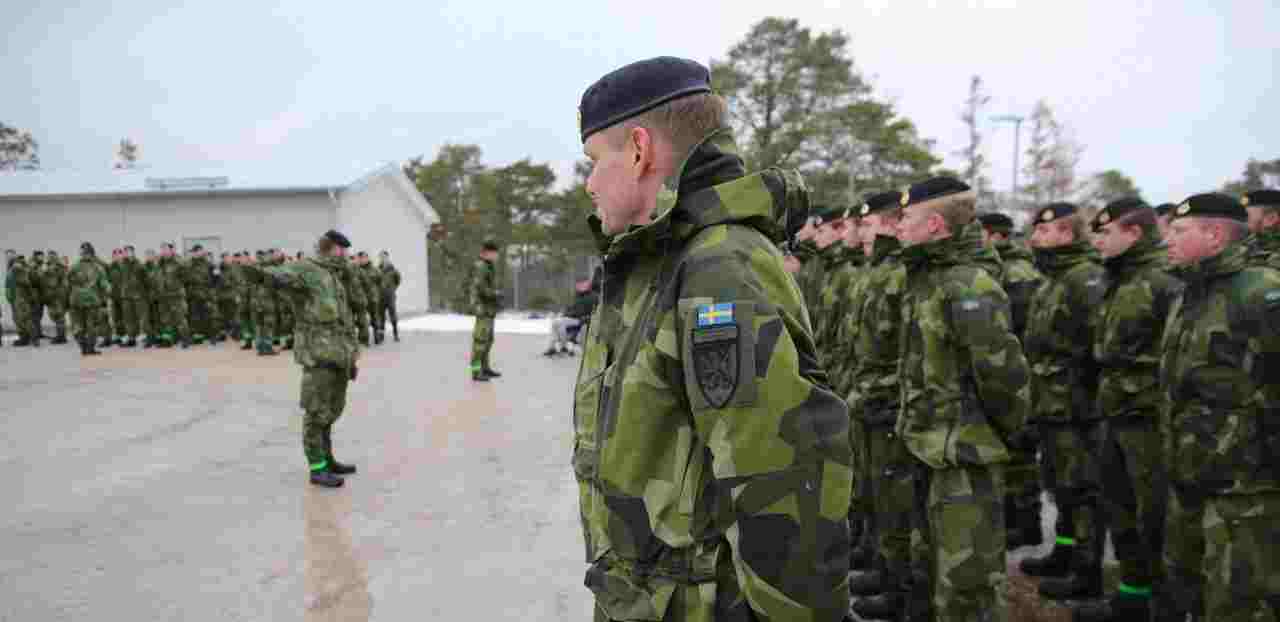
[0,163,379,200]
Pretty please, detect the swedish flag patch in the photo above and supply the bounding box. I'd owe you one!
[696,303,736,327]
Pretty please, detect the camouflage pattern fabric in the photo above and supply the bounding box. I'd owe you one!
[152,256,190,343]
[897,220,1030,622]
[471,316,494,373]
[236,263,255,342]
[248,260,278,348]
[813,242,861,384]
[1244,228,1280,268]
[378,260,401,333]
[793,239,825,320]
[216,262,239,336]
[183,255,221,340]
[11,259,38,340]
[469,258,499,372]
[358,263,381,331]
[39,256,69,336]
[1157,486,1205,621]
[345,260,369,344]
[300,366,350,470]
[106,260,123,339]
[1025,240,1107,550]
[68,255,111,342]
[1202,492,1280,621]
[991,240,1042,340]
[574,129,851,622]
[115,257,150,339]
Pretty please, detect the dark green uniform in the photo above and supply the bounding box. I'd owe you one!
[377,259,401,342]
[116,256,149,343]
[468,257,499,376]
[152,255,191,345]
[183,255,221,342]
[216,260,239,338]
[11,258,39,344]
[68,252,111,349]
[40,253,70,343]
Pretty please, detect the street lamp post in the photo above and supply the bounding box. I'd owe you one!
[991,114,1025,204]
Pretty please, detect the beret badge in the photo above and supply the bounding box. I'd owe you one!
[1242,195,1250,207]
[1041,208,1054,222]
[1099,212,1111,225]
[1176,202,1191,216]
[860,204,870,216]
[899,191,910,207]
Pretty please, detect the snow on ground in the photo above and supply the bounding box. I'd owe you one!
[400,312,553,335]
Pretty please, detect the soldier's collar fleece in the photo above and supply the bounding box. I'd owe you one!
[1102,233,1165,274]
[901,221,994,272]
[1033,240,1099,275]
[1176,238,1250,284]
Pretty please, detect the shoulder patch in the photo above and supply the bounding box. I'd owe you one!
[691,303,740,408]
[696,302,736,327]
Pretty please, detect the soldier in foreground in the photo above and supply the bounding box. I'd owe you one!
[1020,203,1109,600]
[1072,198,1183,621]
[68,242,111,356]
[573,57,851,622]
[895,177,1031,622]
[468,238,502,381]
[1161,193,1280,621]
[251,230,361,488]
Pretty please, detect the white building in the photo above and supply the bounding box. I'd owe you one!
[0,164,438,330]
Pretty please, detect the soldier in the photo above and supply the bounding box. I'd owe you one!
[248,250,278,356]
[814,205,863,386]
[153,243,192,349]
[41,250,70,344]
[977,211,1049,552]
[1242,189,1280,267]
[10,254,38,346]
[1161,193,1280,621]
[141,249,162,347]
[347,253,371,346]
[1067,198,1184,622]
[844,190,917,620]
[68,242,111,356]
[1154,203,1175,240]
[1018,202,1109,601]
[4,249,15,345]
[251,230,360,488]
[377,250,402,343]
[238,252,258,350]
[116,246,149,348]
[274,249,295,350]
[30,250,47,341]
[792,215,825,314]
[356,252,381,343]
[105,248,125,347]
[468,238,502,382]
[894,177,1031,622]
[572,56,851,622]
[183,244,223,345]
[216,252,239,340]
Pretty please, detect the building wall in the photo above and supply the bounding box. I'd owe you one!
[336,173,431,315]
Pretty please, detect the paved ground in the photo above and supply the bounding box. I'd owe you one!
[1,330,594,622]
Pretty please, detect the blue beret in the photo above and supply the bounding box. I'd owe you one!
[1170,193,1246,222]
[858,190,904,216]
[579,56,712,143]
[323,229,351,249]
[1243,189,1280,207]
[903,177,972,209]
[1035,202,1080,224]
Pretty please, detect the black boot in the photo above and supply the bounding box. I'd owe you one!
[256,339,277,356]
[323,431,356,475]
[12,336,31,347]
[123,337,137,347]
[374,331,384,345]
[472,370,490,382]
[1039,549,1103,600]
[309,470,344,487]
[82,338,101,356]
[1020,543,1074,577]
[97,336,111,348]
[848,570,884,597]
[52,327,68,344]
[31,335,41,348]
[392,324,399,342]
[851,592,903,620]
[542,347,559,357]
[482,365,501,378]
[241,340,253,351]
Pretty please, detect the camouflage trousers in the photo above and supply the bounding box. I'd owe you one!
[915,464,1007,622]
[253,302,276,345]
[1038,421,1102,551]
[351,306,369,344]
[186,293,221,339]
[117,298,150,338]
[278,302,295,341]
[109,296,123,337]
[69,304,106,342]
[1097,417,1164,589]
[470,315,494,372]
[238,296,254,340]
[217,296,237,336]
[1203,491,1280,622]
[377,293,397,334]
[866,421,916,592]
[42,295,66,334]
[301,366,350,470]
[153,297,190,342]
[1158,485,1206,621]
[11,298,35,339]
[1004,448,1042,545]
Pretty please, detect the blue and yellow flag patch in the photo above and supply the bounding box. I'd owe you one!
[696,302,736,327]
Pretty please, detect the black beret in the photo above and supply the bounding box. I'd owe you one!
[1243,189,1280,208]
[857,190,903,217]
[190,244,203,252]
[323,229,351,249]
[579,56,712,143]
[811,205,845,224]
[977,212,1015,232]
[357,251,368,258]
[80,242,94,253]
[482,236,501,251]
[32,250,44,256]
[1092,197,1150,231]
[1035,202,1080,224]
[1153,203,1176,217]
[1170,193,1247,223]
[903,177,972,209]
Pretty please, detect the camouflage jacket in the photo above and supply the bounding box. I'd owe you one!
[11,260,36,305]
[4,262,15,303]
[573,130,851,622]
[358,263,381,308]
[897,222,1032,468]
[68,255,111,309]
[1244,229,1280,268]
[814,243,863,385]
[263,255,359,370]
[182,256,215,298]
[215,263,237,302]
[379,261,401,296]
[1024,241,1107,423]
[1160,240,1280,496]
[234,263,255,305]
[793,239,826,319]
[115,257,147,300]
[39,259,70,301]
[469,258,499,318]
[345,261,368,310]
[845,235,907,425]
[153,257,187,300]
[992,240,1044,340]
[1094,235,1183,420]
[246,259,281,313]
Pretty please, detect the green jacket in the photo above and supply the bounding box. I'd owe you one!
[379,261,401,296]
[1245,228,1280,269]
[814,243,863,390]
[10,259,33,306]
[468,258,499,318]
[1160,240,1280,496]
[992,240,1044,340]
[345,260,368,310]
[263,255,359,370]
[4,262,15,303]
[153,257,187,301]
[183,256,215,299]
[1024,241,1107,423]
[897,222,1032,468]
[845,235,907,425]
[573,130,851,622]
[115,257,148,300]
[357,263,381,309]
[39,258,69,302]
[1094,235,1183,420]
[68,255,111,309]
[793,238,825,318]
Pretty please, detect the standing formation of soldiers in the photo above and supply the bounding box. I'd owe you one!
[3,243,403,356]
[786,185,1280,621]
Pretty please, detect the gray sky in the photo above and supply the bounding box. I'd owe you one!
[5,0,1277,202]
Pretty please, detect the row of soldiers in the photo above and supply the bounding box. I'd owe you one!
[3,243,403,356]
[786,185,1279,622]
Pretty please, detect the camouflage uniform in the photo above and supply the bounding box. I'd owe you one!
[990,240,1048,548]
[357,262,381,339]
[844,234,915,605]
[107,259,124,341]
[237,261,256,345]
[378,260,401,341]
[11,258,38,343]
[1160,239,1280,622]
[249,257,279,353]
[468,257,499,376]
[793,238,825,317]
[152,256,191,345]
[815,242,863,389]
[216,261,239,338]
[68,253,111,347]
[1023,240,1107,574]
[4,259,15,341]
[115,256,150,342]
[183,255,221,342]
[346,259,370,345]
[574,130,851,622]
[898,220,1031,622]
[39,253,70,343]
[259,255,359,474]
[1091,232,1183,603]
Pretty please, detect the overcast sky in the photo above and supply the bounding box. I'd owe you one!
[5,0,1277,203]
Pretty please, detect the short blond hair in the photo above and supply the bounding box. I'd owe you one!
[608,93,729,163]
[912,191,976,232]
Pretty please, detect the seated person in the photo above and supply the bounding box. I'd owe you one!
[544,273,598,356]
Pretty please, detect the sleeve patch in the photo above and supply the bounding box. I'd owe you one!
[696,302,736,327]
